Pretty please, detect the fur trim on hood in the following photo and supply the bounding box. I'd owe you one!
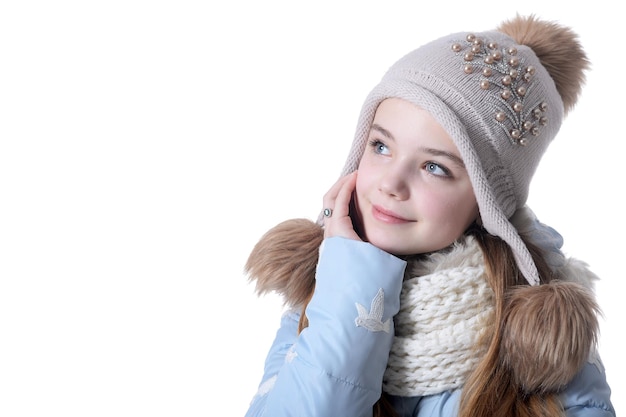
[245,218,601,394]
[245,218,323,308]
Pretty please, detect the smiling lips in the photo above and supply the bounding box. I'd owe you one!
[371,205,413,224]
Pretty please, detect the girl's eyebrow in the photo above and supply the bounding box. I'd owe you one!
[421,147,466,168]
[371,123,394,139]
[371,123,466,169]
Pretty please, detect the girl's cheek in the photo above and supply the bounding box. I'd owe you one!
[354,168,370,196]
[415,188,451,214]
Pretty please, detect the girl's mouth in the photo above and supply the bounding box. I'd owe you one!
[371,205,412,224]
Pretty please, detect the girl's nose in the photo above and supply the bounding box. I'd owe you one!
[378,163,410,200]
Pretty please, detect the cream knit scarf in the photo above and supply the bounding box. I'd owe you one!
[383,236,495,397]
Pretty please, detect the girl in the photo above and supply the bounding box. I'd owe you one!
[243,14,614,417]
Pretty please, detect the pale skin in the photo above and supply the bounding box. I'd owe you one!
[323,98,479,256]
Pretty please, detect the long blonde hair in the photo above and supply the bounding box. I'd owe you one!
[456,228,561,417]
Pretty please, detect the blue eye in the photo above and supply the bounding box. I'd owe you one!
[369,139,390,155]
[425,162,449,177]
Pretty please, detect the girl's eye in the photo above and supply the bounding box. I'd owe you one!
[369,139,390,155]
[424,162,450,177]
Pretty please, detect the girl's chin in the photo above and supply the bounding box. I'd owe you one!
[364,235,413,256]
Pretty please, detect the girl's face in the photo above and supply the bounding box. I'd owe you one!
[354,98,479,256]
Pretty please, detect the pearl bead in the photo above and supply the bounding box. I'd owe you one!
[450,33,548,147]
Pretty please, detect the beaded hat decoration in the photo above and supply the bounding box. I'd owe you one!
[333,15,588,285]
[453,34,549,147]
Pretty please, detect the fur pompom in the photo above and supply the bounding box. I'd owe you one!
[497,14,590,115]
[500,280,600,393]
[245,218,323,307]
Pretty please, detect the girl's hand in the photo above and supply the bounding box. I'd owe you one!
[322,171,360,241]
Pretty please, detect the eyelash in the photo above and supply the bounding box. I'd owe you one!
[424,162,452,178]
[368,139,387,154]
[367,139,452,179]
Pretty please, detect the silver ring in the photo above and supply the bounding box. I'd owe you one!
[323,208,332,218]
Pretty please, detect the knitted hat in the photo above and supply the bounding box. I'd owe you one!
[338,15,589,285]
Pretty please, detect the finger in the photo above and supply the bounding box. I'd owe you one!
[323,171,356,208]
[331,171,357,218]
[322,172,360,240]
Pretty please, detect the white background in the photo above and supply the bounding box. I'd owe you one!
[1,1,622,416]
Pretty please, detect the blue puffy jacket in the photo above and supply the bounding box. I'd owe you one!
[245,237,615,417]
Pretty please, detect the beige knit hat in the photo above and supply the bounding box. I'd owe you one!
[338,15,589,285]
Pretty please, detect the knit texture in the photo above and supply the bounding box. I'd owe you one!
[383,236,494,396]
[334,23,574,286]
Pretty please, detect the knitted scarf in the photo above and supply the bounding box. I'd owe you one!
[383,236,495,397]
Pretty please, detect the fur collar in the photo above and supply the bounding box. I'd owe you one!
[246,219,601,394]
